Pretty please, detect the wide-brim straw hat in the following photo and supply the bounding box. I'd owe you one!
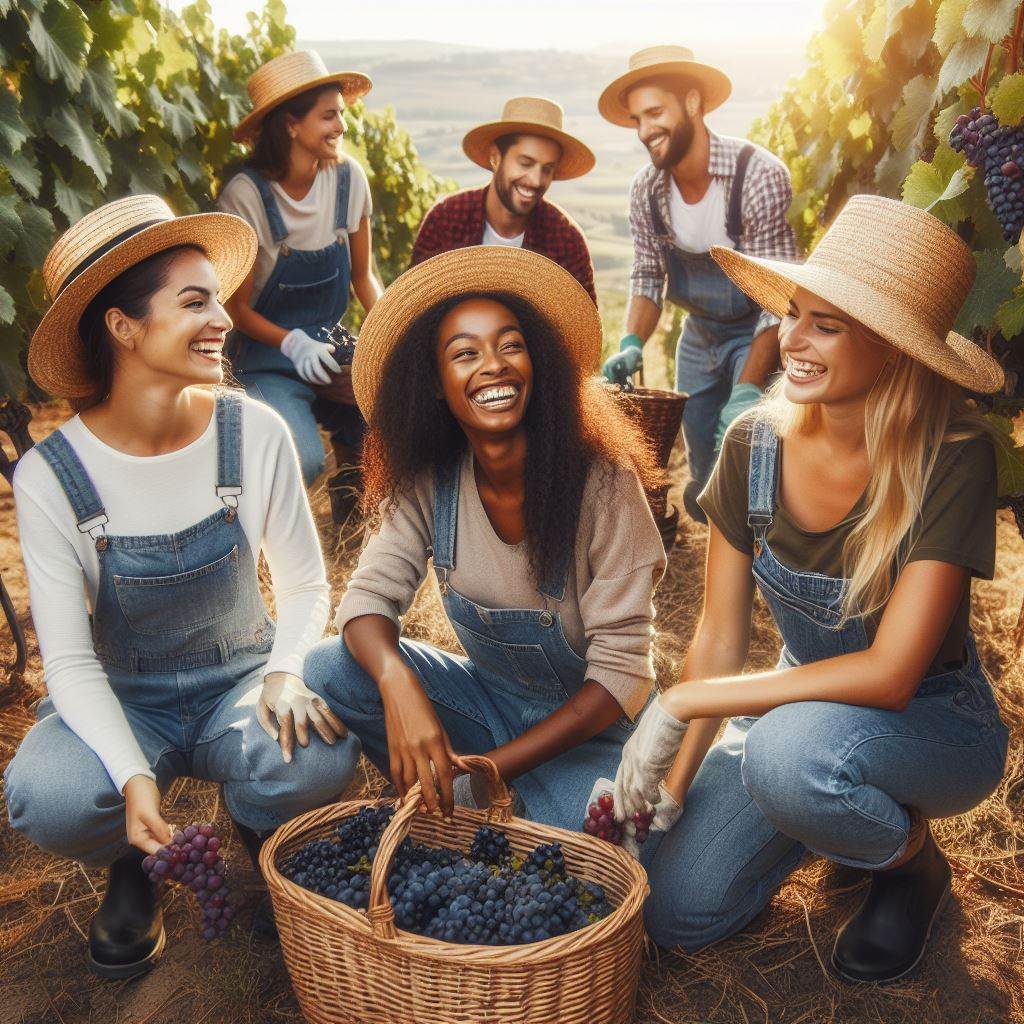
[711,194,1004,394]
[29,195,257,399]
[352,246,602,420]
[234,49,372,143]
[599,45,732,127]
[462,96,595,180]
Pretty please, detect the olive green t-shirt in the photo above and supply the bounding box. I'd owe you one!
[698,419,997,668]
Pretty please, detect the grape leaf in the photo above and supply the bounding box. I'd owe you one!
[147,85,197,144]
[963,0,1019,42]
[891,74,940,150]
[81,60,140,137]
[2,149,42,199]
[45,106,112,186]
[0,193,20,256]
[955,249,1020,335]
[902,151,970,210]
[1005,244,1023,272]
[0,90,30,157]
[12,201,54,269]
[990,72,1024,126]
[27,0,92,94]
[0,284,13,326]
[863,4,888,62]
[987,414,1024,495]
[53,161,97,225]
[939,35,990,93]
[994,290,1024,337]
[934,0,972,53]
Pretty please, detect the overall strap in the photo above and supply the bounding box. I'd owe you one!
[35,431,110,546]
[430,457,462,589]
[239,165,289,244]
[747,416,778,533]
[215,391,243,516]
[333,159,353,232]
[726,143,755,246]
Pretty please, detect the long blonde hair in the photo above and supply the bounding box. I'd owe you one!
[759,351,997,622]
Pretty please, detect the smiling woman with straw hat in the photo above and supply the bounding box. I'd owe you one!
[302,245,668,837]
[611,195,1009,983]
[218,49,381,515]
[6,195,352,979]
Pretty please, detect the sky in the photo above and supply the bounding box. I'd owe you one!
[170,0,826,50]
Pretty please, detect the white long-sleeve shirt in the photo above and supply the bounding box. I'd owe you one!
[13,394,330,792]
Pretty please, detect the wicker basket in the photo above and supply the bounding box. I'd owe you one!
[612,385,687,520]
[260,755,649,1024]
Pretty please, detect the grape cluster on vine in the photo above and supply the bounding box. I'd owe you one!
[142,823,238,941]
[950,107,1024,243]
[282,807,613,945]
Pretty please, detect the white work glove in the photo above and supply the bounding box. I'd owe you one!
[257,672,348,764]
[280,328,341,385]
[613,697,689,821]
[650,782,684,833]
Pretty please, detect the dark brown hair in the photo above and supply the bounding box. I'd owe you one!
[249,83,344,181]
[74,244,205,410]
[362,292,661,588]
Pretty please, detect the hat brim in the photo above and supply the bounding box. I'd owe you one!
[598,60,732,127]
[462,121,596,180]
[233,71,373,142]
[352,246,603,420]
[29,213,258,399]
[710,247,1005,394]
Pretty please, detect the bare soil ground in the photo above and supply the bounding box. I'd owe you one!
[0,402,1022,1024]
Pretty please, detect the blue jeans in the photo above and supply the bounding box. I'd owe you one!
[642,653,1007,951]
[4,654,357,866]
[305,635,632,832]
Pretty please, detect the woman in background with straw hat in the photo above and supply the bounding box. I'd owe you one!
[5,196,350,978]
[218,49,382,508]
[304,246,668,833]
[612,195,1009,982]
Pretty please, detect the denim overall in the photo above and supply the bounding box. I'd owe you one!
[651,147,762,486]
[640,417,1009,952]
[231,162,362,484]
[5,393,349,866]
[308,457,641,830]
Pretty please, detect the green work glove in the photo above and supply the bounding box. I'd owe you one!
[601,334,644,386]
[714,382,763,450]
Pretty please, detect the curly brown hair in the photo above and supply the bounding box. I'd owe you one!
[362,292,662,588]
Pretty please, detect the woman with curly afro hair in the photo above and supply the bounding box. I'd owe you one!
[304,246,668,829]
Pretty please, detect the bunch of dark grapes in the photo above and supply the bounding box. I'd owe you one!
[143,824,237,941]
[582,791,654,846]
[321,323,358,367]
[281,808,613,945]
[950,107,1024,243]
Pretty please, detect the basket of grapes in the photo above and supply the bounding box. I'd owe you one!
[260,755,649,1024]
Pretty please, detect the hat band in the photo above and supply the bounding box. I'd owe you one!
[55,218,167,298]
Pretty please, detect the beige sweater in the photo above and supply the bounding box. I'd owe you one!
[337,452,667,718]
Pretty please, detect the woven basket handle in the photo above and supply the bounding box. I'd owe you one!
[366,755,513,939]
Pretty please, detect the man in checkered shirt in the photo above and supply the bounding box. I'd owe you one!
[599,46,798,521]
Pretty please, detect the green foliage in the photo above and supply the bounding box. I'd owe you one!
[751,0,1024,493]
[0,0,452,393]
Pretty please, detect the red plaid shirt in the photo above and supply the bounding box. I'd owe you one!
[411,185,597,304]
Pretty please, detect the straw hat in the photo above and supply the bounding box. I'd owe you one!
[711,194,1005,394]
[352,246,602,420]
[599,45,732,127]
[234,50,372,143]
[29,195,257,399]
[462,97,595,180]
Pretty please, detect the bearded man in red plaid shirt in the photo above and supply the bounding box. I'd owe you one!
[411,96,598,304]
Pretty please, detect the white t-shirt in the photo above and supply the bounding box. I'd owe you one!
[482,220,525,247]
[13,393,330,793]
[667,177,735,253]
[217,158,373,303]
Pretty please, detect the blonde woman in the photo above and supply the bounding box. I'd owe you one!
[614,196,1009,983]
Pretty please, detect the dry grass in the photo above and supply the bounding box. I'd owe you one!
[0,404,1021,1023]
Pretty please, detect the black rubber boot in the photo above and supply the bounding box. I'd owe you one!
[87,848,165,980]
[831,824,952,983]
[234,821,278,940]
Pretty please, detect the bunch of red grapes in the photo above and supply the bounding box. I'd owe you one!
[142,823,238,941]
[582,791,654,846]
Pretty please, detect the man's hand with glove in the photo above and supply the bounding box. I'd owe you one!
[281,328,342,385]
[601,333,644,386]
[613,696,689,821]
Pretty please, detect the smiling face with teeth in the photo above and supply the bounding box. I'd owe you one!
[434,297,533,441]
[490,134,563,220]
[779,287,894,409]
[285,86,347,163]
